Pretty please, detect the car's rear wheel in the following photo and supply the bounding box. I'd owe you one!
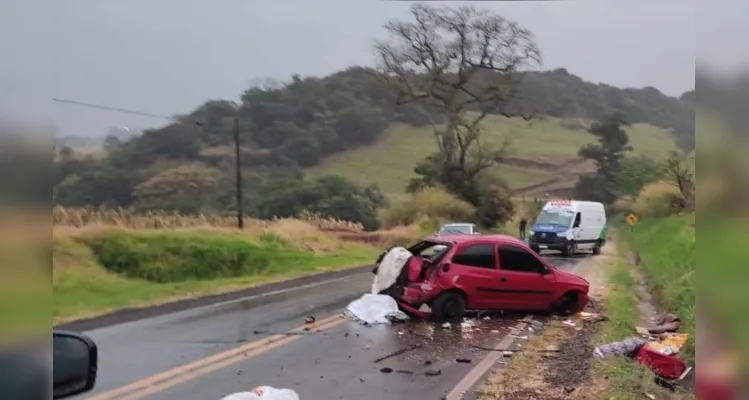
[549,292,578,316]
[431,291,466,322]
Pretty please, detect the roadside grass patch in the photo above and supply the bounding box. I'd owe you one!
[53,227,379,323]
[625,216,695,362]
[589,235,694,400]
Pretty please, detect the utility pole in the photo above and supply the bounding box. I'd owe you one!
[234,117,244,229]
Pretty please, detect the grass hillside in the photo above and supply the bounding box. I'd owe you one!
[308,115,677,201]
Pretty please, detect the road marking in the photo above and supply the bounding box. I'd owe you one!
[84,313,346,400]
[445,315,533,400]
[85,271,370,333]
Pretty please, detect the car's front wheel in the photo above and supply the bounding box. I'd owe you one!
[562,241,575,257]
[431,291,466,322]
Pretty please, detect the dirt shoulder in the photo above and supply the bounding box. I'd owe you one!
[476,242,694,400]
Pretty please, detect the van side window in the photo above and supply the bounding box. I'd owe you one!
[451,244,496,269]
[498,245,546,273]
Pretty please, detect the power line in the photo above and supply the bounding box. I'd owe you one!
[51,98,176,121]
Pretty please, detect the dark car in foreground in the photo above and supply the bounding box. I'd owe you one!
[388,234,590,321]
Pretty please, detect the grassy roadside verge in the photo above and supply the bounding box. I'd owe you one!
[624,215,695,362]
[53,227,380,324]
[589,237,649,399]
[589,227,694,400]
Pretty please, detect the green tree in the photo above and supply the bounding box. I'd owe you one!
[615,154,662,197]
[573,113,632,204]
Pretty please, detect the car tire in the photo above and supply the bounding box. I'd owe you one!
[549,292,577,316]
[562,241,575,257]
[592,241,602,255]
[431,291,466,322]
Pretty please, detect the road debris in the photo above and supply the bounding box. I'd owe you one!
[221,386,300,400]
[380,367,393,373]
[562,320,576,327]
[592,337,647,358]
[372,344,423,363]
[441,322,451,329]
[304,316,315,324]
[425,368,442,376]
[456,358,472,363]
[648,313,680,334]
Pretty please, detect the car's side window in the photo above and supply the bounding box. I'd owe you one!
[451,244,496,269]
[498,245,546,273]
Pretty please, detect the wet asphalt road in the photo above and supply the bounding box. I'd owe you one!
[77,253,587,400]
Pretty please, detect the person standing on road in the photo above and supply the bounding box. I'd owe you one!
[519,217,528,240]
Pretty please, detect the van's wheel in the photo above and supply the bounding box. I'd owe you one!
[431,292,466,322]
[592,241,602,255]
[549,292,578,316]
[562,241,575,257]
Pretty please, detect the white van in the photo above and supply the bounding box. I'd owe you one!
[528,200,607,256]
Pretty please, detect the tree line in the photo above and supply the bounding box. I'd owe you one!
[53,4,695,229]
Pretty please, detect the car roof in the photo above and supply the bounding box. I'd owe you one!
[429,234,525,246]
[441,223,475,227]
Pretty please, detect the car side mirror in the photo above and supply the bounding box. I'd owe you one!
[53,330,98,399]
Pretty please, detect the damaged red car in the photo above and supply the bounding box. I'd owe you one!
[376,235,590,321]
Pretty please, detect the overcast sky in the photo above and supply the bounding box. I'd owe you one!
[0,0,729,137]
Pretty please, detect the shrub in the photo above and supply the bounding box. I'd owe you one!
[382,187,476,227]
[630,181,684,218]
[81,231,315,283]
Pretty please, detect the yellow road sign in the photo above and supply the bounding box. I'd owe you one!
[626,213,638,226]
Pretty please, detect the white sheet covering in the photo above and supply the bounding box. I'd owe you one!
[220,387,300,400]
[345,293,409,325]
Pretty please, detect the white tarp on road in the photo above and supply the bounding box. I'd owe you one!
[220,386,300,400]
[345,293,409,325]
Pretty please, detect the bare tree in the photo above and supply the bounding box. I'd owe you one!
[374,4,541,178]
[663,150,695,209]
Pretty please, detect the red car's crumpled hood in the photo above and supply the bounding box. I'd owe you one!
[552,267,589,290]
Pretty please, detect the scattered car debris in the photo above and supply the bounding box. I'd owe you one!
[593,337,647,358]
[592,313,692,382]
[380,367,393,373]
[502,351,514,357]
[456,358,472,363]
[304,316,315,324]
[221,386,300,400]
[562,320,576,327]
[441,322,451,329]
[648,313,680,334]
[425,368,442,376]
[373,344,423,363]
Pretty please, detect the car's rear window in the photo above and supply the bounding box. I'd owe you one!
[439,225,472,235]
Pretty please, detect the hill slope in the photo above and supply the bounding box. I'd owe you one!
[308,115,676,201]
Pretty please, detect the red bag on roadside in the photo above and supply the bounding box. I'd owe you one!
[633,346,686,380]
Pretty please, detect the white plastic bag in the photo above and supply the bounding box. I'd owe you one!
[345,293,409,325]
[220,386,300,400]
